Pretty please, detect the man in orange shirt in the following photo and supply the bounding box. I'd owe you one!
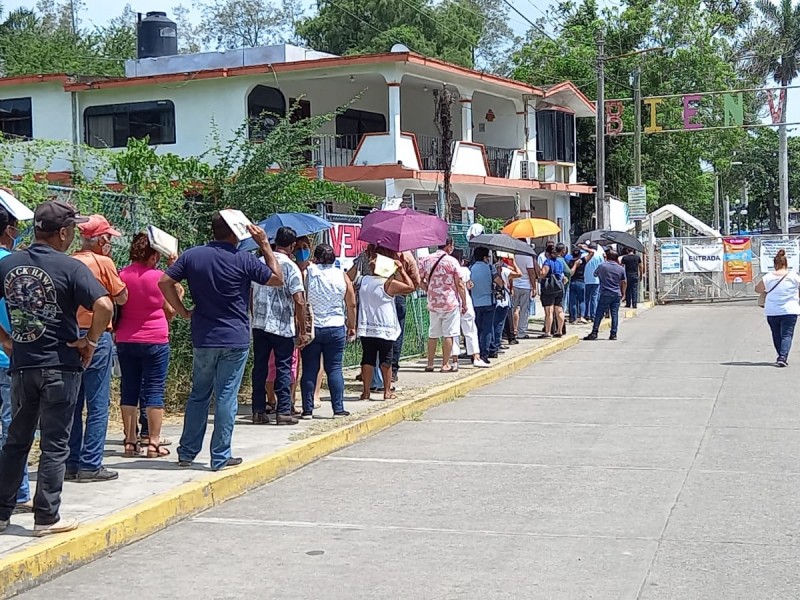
[67,215,128,483]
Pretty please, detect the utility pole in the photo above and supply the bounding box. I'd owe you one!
[723,195,731,236]
[633,66,642,238]
[713,173,720,232]
[595,27,606,230]
[779,84,790,234]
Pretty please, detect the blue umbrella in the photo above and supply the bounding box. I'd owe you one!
[239,213,332,251]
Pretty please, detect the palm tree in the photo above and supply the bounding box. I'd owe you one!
[744,0,800,233]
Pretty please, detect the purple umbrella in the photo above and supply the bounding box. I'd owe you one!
[358,208,449,252]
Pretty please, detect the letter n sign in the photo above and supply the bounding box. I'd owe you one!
[605,100,624,135]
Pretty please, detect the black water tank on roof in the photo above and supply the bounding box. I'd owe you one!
[137,11,178,59]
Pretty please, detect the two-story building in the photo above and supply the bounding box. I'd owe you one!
[0,42,594,240]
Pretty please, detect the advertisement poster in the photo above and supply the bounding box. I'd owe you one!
[723,237,753,283]
[329,222,367,271]
[627,185,647,220]
[683,244,724,273]
[759,239,800,272]
[660,243,681,274]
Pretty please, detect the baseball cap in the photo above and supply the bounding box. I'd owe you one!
[34,201,89,232]
[77,214,122,238]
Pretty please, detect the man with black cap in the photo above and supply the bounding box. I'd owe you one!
[0,200,113,537]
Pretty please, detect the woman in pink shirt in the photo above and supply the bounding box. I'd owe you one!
[117,233,182,459]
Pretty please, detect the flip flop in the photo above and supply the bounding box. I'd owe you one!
[424,366,435,372]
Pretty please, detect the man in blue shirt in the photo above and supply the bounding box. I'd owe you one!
[585,250,627,341]
[0,206,30,512]
[583,242,605,320]
[159,213,282,471]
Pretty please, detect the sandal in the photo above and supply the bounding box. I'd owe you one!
[424,366,435,372]
[146,443,171,459]
[440,365,456,373]
[383,393,397,400]
[140,436,173,447]
[123,441,141,458]
[359,392,372,400]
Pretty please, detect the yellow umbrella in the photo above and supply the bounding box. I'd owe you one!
[502,218,561,239]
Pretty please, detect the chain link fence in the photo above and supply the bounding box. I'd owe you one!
[655,234,800,302]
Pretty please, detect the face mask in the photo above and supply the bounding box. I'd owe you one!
[101,242,112,256]
[294,248,310,263]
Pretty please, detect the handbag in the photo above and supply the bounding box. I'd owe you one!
[758,272,789,308]
[540,259,564,295]
[296,270,315,346]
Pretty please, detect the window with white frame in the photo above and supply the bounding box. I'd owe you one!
[84,100,176,148]
[0,98,32,140]
[536,110,575,163]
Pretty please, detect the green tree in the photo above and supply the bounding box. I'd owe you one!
[296,0,515,69]
[742,0,800,229]
[197,0,303,49]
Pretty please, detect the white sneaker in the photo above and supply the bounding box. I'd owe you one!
[473,359,491,368]
[33,518,79,537]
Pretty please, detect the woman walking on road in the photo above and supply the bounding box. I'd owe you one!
[755,249,800,367]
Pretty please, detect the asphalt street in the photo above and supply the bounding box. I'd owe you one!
[17,304,800,599]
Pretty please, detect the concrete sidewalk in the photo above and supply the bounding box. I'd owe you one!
[0,306,646,598]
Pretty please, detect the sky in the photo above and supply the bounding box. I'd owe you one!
[4,0,799,128]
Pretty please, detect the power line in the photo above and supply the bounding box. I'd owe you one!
[499,0,557,42]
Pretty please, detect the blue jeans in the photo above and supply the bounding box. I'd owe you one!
[474,305,495,361]
[584,283,600,319]
[491,305,509,353]
[251,329,295,416]
[301,326,346,414]
[569,280,585,322]
[117,343,170,408]
[592,293,621,335]
[0,367,30,503]
[625,277,640,308]
[767,314,798,360]
[178,347,249,471]
[68,330,113,472]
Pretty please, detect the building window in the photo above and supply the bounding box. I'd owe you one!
[536,110,575,163]
[248,85,286,139]
[335,109,386,149]
[84,100,176,148]
[0,98,32,140]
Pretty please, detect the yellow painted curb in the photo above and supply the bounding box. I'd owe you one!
[0,325,608,598]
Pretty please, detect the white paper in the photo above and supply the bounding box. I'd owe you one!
[219,209,252,241]
[147,225,179,257]
[0,189,34,220]
[373,253,398,278]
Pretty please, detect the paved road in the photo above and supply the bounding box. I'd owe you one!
[18,304,800,599]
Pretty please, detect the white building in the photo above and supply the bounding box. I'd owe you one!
[0,44,594,239]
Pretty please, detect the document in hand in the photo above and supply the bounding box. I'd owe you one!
[373,253,398,278]
[147,225,179,257]
[219,209,253,241]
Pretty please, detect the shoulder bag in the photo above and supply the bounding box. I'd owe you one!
[540,259,565,295]
[758,272,789,308]
[296,269,315,346]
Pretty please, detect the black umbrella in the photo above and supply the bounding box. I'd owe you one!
[575,229,612,245]
[601,230,645,253]
[468,233,536,256]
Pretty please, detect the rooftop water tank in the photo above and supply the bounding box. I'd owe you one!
[137,12,178,59]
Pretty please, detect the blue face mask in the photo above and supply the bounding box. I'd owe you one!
[294,248,310,263]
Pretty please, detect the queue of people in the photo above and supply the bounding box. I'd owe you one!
[0,199,647,536]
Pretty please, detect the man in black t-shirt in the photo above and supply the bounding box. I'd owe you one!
[0,201,112,537]
[620,247,643,308]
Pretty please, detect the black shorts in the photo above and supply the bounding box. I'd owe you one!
[361,337,394,367]
[540,292,564,307]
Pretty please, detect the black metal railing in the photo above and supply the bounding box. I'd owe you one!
[485,146,515,178]
[312,133,364,167]
[417,134,443,170]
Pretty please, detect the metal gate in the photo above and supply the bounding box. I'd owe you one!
[654,234,800,302]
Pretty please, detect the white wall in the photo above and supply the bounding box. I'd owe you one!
[399,85,462,139]
[451,142,487,176]
[471,93,520,149]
